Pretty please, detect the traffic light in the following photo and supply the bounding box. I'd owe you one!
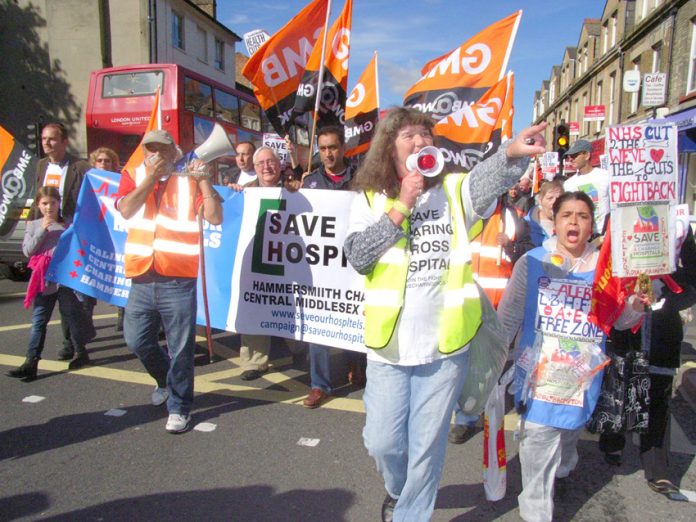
[555,124,569,155]
[26,123,40,156]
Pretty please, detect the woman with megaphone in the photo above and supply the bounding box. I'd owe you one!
[343,107,546,522]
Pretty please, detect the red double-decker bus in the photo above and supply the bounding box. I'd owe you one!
[86,63,272,181]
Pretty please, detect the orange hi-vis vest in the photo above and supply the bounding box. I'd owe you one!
[470,202,516,308]
[124,165,200,279]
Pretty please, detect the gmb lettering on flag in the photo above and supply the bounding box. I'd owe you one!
[293,0,352,128]
[344,52,379,158]
[432,72,514,174]
[0,124,37,237]
[404,11,521,121]
[242,0,328,135]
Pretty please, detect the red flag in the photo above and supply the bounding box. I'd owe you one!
[344,52,379,157]
[122,87,161,176]
[432,72,514,174]
[293,0,353,127]
[589,220,636,334]
[241,0,328,135]
[404,11,521,121]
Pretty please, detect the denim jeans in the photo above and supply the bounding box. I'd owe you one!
[27,287,90,359]
[363,351,469,522]
[124,278,197,416]
[309,343,333,393]
[518,421,582,522]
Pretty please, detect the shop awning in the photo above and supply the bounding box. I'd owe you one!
[663,106,696,152]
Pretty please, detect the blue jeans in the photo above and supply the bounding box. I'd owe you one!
[309,343,332,393]
[124,278,197,415]
[363,351,469,522]
[27,287,89,359]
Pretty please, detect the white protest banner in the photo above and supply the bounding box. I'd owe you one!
[226,188,366,352]
[540,151,559,179]
[671,203,690,264]
[607,122,678,277]
[263,133,290,166]
[243,29,270,56]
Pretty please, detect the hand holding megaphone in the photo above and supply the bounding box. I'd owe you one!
[174,123,235,177]
[406,146,444,177]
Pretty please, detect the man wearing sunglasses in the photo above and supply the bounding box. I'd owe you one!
[563,139,609,237]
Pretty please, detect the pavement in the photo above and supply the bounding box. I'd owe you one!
[2,278,696,521]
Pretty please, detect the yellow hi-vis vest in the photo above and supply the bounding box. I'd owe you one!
[363,174,483,353]
[123,165,200,278]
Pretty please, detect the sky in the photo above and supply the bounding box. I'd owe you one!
[218,0,608,134]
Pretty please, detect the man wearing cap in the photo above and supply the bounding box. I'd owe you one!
[116,129,222,434]
[563,139,610,236]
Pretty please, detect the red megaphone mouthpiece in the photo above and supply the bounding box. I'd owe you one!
[418,154,437,170]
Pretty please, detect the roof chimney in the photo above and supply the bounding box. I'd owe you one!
[191,0,216,19]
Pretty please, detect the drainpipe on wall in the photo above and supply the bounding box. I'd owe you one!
[665,7,678,108]
[148,0,158,63]
[98,0,112,68]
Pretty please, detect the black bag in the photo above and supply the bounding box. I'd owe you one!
[586,350,649,434]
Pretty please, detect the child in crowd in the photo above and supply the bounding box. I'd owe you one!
[6,186,91,381]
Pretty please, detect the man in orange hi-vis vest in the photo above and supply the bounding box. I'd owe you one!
[115,130,222,434]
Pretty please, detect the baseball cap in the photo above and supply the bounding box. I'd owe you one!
[142,129,175,146]
[566,139,592,156]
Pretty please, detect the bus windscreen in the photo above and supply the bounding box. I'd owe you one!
[102,71,165,98]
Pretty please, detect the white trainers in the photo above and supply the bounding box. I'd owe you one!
[151,386,169,406]
[166,413,191,433]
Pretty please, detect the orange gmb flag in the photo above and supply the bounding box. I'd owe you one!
[404,11,521,121]
[0,124,38,236]
[122,87,161,176]
[293,0,352,128]
[433,72,514,174]
[344,52,379,157]
[242,0,328,135]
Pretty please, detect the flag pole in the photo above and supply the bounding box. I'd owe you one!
[303,0,332,182]
[198,206,214,363]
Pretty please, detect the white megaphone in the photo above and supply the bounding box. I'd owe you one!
[175,123,235,176]
[406,146,444,177]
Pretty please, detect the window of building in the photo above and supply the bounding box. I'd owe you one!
[214,88,239,124]
[610,12,617,48]
[688,19,696,94]
[630,59,641,113]
[609,72,616,125]
[602,21,608,54]
[596,81,603,133]
[197,26,208,62]
[574,98,579,123]
[239,98,261,131]
[583,46,589,74]
[582,92,588,135]
[184,77,213,116]
[172,11,185,50]
[214,39,225,71]
[651,43,662,73]
[549,81,555,104]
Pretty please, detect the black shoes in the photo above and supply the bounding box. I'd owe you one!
[240,369,266,381]
[381,494,397,522]
[604,452,622,467]
[68,351,90,370]
[6,357,39,382]
[57,348,74,361]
